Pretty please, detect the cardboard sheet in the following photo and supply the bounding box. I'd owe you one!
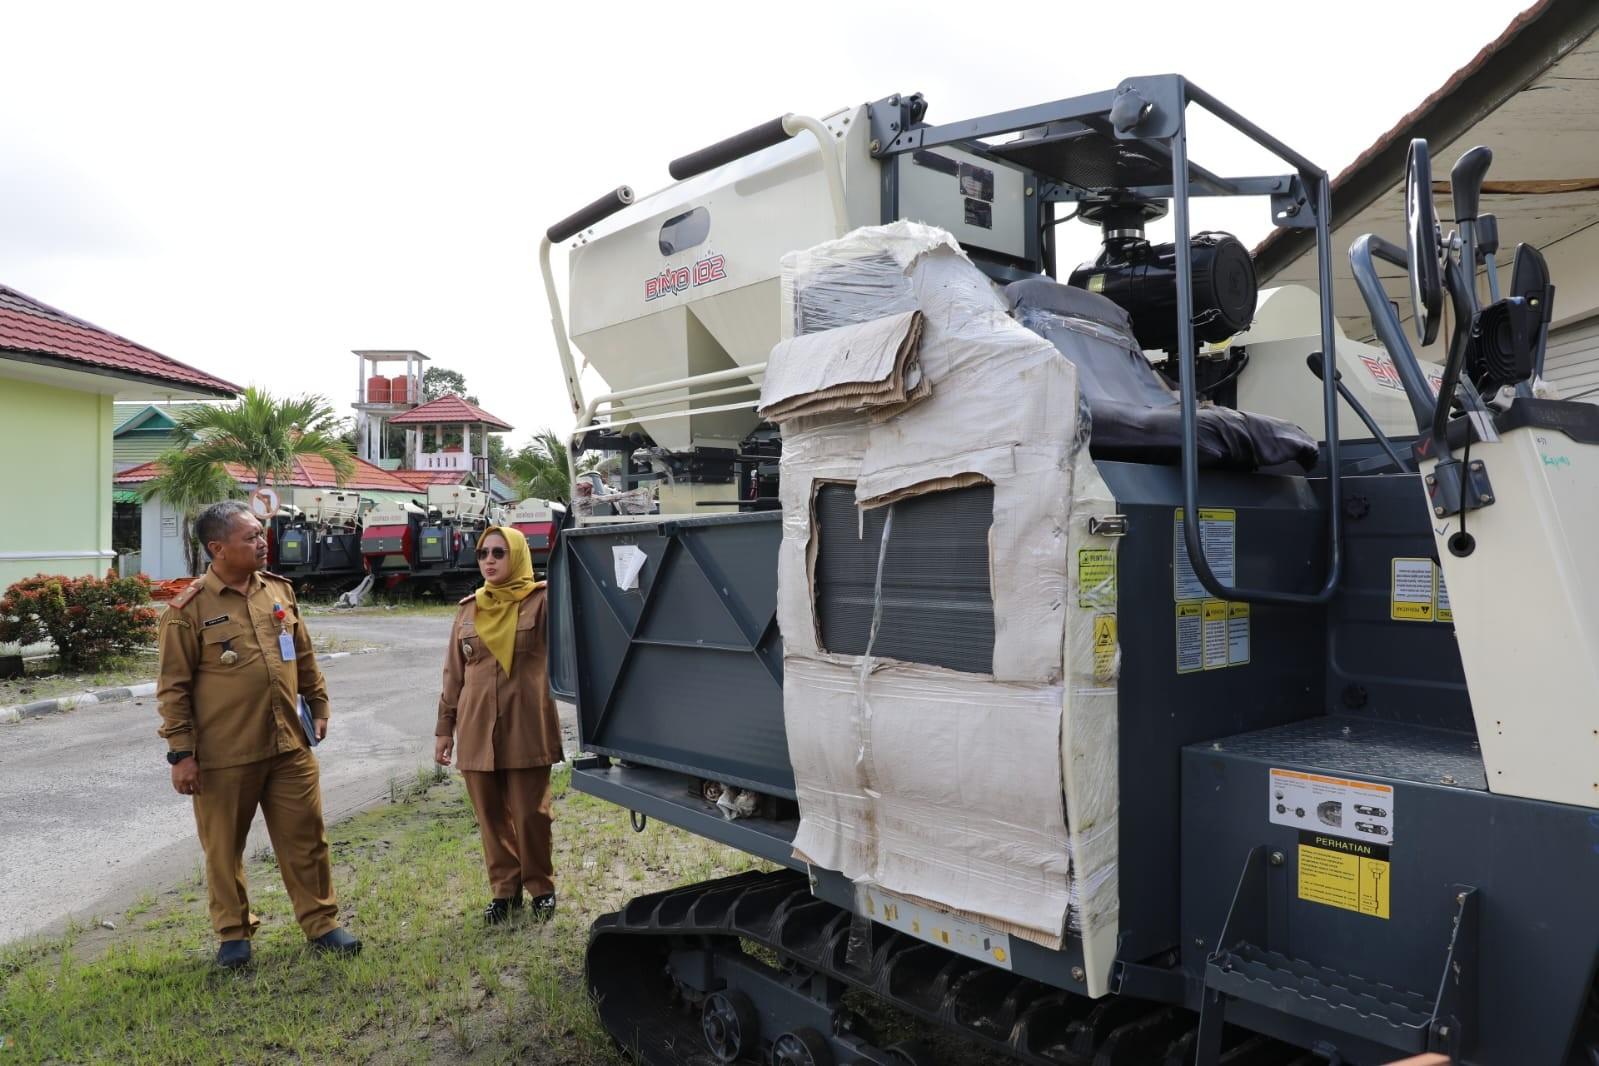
[773,222,1121,990]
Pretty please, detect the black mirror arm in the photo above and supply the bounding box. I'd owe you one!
[1306,352,1413,473]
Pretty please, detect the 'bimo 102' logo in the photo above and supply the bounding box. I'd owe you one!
[645,252,727,301]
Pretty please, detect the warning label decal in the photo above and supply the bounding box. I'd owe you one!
[1176,603,1203,673]
[1435,567,1452,623]
[1172,507,1248,675]
[1092,614,1117,681]
[1174,508,1236,601]
[1177,600,1249,673]
[1269,767,1394,843]
[1228,603,1251,665]
[1390,558,1436,621]
[1298,832,1390,919]
[1078,548,1115,608]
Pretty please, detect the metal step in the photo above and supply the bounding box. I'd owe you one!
[1205,943,1433,1050]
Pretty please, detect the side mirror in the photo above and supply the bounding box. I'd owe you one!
[1405,139,1443,347]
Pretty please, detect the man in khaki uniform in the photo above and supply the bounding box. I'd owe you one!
[157,500,361,968]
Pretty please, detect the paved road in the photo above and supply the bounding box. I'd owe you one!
[0,609,575,945]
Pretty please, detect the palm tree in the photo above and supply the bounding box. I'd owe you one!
[137,450,245,575]
[172,386,356,493]
[504,428,597,503]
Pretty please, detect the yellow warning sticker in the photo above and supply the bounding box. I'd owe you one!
[1174,508,1237,602]
[1202,600,1229,670]
[1092,614,1117,681]
[1176,602,1204,673]
[1297,837,1390,919]
[1227,602,1251,666]
[1078,548,1116,608]
[1390,558,1436,621]
[1435,565,1452,623]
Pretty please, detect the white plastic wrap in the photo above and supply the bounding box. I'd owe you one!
[770,222,1122,991]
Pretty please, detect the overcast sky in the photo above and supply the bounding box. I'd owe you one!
[1,0,1533,448]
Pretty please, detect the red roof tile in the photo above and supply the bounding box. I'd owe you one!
[115,454,425,493]
[0,285,238,395]
[387,393,513,430]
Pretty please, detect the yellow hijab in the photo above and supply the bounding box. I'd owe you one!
[472,525,540,676]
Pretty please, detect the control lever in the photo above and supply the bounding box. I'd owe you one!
[1450,146,1493,319]
[1477,213,1502,302]
[1450,146,1493,223]
[1306,352,1412,472]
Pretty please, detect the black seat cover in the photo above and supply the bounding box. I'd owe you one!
[1005,278,1318,471]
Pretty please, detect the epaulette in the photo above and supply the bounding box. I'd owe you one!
[260,570,290,583]
[458,593,477,605]
[170,578,206,608]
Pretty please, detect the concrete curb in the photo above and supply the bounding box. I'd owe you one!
[0,648,378,725]
[0,682,157,724]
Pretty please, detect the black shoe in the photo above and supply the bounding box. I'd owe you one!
[215,939,252,969]
[309,927,362,956]
[483,895,524,926]
[530,893,556,922]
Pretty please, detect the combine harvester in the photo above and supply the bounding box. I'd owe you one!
[505,497,564,576]
[408,484,493,598]
[268,489,368,595]
[542,76,1599,1065]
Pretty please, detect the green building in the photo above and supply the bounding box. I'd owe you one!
[0,285,236,589]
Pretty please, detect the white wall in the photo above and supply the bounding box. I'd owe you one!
[139,495,196,580]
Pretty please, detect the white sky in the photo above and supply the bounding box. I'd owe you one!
[0,0,1533,448]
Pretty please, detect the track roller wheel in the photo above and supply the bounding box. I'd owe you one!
[883,1040,935,1066]
[771,1028,833,1066]
[701,990,759,1063]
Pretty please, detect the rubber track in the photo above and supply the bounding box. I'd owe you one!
[587,869,1315,1066]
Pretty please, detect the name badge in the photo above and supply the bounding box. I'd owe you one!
[279,632,296,661]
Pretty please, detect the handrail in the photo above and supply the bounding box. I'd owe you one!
[1348,235,1438,430]
[566,363,768,508]
[540,235,587,421]
[1173,79,1343,607]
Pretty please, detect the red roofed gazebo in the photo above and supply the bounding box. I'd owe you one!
[386,394,513,483]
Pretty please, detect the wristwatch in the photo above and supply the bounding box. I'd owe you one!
[166,750,194,765]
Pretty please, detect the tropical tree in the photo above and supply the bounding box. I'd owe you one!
[504,428,597,504]
[171,386,356,493]
[423,366,478,404]
[136,450,245,574]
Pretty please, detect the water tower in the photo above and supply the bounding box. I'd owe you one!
[352,350,428,468]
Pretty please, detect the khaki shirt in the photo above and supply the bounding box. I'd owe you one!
[435,588,562,771]
[156,568,330,769]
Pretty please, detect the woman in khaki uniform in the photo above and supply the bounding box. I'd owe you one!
[435,525,564,924]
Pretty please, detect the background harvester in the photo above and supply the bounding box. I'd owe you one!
[268,489,369,595]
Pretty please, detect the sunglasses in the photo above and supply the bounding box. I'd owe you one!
[475,546,508,560]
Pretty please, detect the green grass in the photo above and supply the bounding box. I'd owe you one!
[0,651,158,706]
[0,766,772,1065]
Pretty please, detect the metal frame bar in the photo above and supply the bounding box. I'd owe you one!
[1172,82,1342,606]
[552,78,1349,598]
[878,75,1345,605]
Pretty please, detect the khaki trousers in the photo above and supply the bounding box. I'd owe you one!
[461,767,554,899]
[192,747,338,941]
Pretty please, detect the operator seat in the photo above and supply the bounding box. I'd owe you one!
[1006,278,1318,471]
